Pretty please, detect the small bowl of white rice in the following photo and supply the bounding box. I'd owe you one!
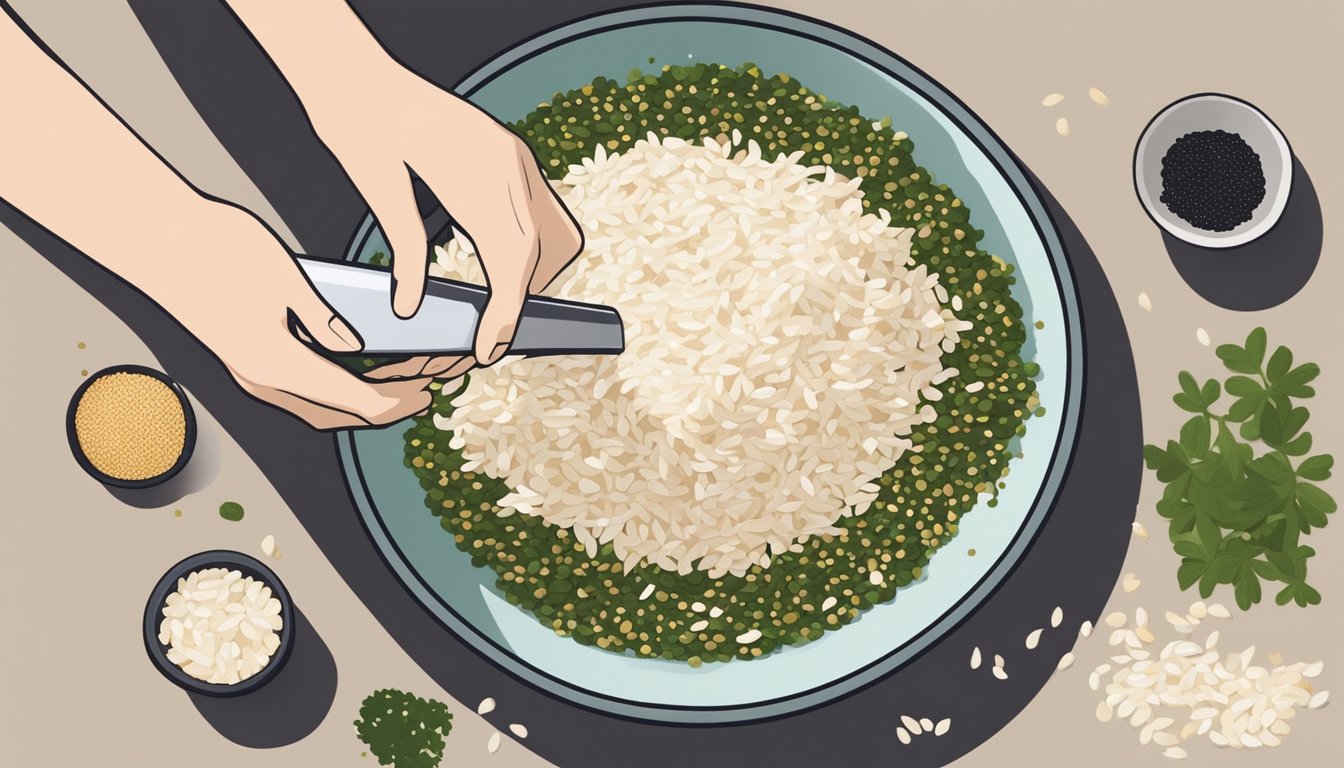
[143,550,294,697]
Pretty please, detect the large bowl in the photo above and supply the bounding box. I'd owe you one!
[339,3,1082,723]
[1134,93,1293,249]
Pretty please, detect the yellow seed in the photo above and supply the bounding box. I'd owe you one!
[74,371,185,480]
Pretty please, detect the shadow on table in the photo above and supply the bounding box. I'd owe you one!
[1162,156,1321,311]
[5,152,1141,765]
[108,414,222,509]
[188,606,337,748]
[10,3,1143,763]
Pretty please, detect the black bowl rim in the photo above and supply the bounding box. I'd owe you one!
[66,363,198,489]
[143,549,296,698]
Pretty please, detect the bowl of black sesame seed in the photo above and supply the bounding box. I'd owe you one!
[1134,93,1292,249]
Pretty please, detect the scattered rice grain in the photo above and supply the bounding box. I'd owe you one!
[439,135,965,578]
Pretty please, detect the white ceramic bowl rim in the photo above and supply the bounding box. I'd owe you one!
[1133,93,1293,250]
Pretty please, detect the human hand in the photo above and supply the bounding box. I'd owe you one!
[307,65,583,369]
[154,203,436,429]
[225,1,583,369]
[0,10,435,430]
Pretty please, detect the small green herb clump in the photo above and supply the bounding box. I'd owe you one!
[355,689,453,768]
[218,501,244,522]
[1144,328,1335,610]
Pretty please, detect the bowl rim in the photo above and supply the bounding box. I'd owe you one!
[65,363,197,489]
[142,549,295,698]
[1132,92,1294,250]
[336,1,1085,725]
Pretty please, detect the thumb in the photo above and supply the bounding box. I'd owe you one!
[368,172,430,319]
[474,238,537,366]
[291,283,363,353]
[474,293,522,367]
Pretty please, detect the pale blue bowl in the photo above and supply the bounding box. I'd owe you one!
[338,3,1082,723]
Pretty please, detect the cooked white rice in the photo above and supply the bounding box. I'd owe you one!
[157,567,283,684]
[431,133,969,577]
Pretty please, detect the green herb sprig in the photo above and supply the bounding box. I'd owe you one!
[1143,327,1334,610]
[355,689,453,768]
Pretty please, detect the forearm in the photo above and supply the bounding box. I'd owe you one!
[0,8,433,428]
[0,11,216,301]
[222,1,404,114]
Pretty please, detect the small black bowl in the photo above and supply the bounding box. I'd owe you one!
[143,550,295,697]
[66,364,197,489]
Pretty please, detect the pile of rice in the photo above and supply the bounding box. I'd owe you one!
[157,567,283,684]
[431,133,970,577]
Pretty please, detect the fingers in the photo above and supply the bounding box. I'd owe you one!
[524,161,585,293]
[365,355,474,381]
[235,341,431,428]
[470,167,581,365]
[246,388,369,431]
[253,386,429,431]
[364,355,432,380]
[424,355,475,378]
[418,133,584,366]
[473,224,538,366]
[363,165,429,319]
[431,152,542,366]
[289,279,363,353]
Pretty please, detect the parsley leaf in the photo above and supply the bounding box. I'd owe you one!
[1143,328,1334,611]
[355,689,454,768]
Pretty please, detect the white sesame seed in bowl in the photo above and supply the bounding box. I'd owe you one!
[143,550,293,696]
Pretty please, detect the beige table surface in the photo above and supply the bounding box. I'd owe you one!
[2,1,1339,766]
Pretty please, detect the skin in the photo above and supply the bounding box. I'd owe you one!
[0,2,581,428]
[224,0,583,371]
